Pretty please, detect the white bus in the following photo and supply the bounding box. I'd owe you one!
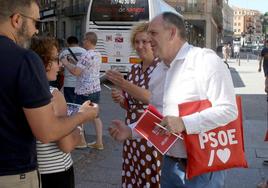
[86,0,181,74]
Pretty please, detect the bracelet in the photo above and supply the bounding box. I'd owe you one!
[77,126,83,135]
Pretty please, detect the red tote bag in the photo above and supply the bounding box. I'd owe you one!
[179,96,248,179]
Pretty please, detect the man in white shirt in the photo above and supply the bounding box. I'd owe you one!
[234,44,240,64]
[59,36,86,103]
[62,32,104,150]
[109,12,237,188]
[222,43,230,68]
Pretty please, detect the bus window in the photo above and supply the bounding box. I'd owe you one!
[90,0,149,23]
[87,0,181,74]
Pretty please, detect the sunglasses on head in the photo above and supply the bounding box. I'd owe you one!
[10,13,42,29]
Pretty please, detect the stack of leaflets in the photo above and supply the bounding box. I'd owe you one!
[134,105,183,155]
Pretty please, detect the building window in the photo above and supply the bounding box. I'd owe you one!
[234,29,236,32]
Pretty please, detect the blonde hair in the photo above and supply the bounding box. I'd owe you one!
[130,22,149,49]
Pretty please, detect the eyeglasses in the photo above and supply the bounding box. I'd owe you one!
[12,13,42,29]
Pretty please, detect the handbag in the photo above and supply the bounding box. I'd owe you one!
[179,96,248,179]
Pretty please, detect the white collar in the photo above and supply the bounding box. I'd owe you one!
[169,42,192,67]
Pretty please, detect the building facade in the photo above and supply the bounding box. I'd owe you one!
[39,0,226,50]
[233,6,262,45]
[222,0,234,44]
[165,0,224,50]
[39,0,90,44]
[39,0,57,37]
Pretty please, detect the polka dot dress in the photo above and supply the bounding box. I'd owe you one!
[122,60,162,188]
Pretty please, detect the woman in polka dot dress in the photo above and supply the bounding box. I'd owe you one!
[107,22,162,188]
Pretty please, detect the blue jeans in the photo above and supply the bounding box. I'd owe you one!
[64,87,76,103]
[75,91,100,105]
[161,155,226,188]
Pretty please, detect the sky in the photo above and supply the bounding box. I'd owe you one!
[228,0,268,14]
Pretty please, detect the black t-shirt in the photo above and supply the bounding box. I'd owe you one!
[0,36,52,175]
[261,47,268,76]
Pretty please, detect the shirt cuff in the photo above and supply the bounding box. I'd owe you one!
[182,112,202,134]
[128,122,141,138]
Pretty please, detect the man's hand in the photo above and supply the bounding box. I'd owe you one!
[111,88,124,104]
[160,116,186,135]
[106,70,125,87]
[79,100,99,121]
[258,67,262,72]
[109,120,132,142]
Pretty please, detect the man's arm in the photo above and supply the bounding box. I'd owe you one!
[51,89,83,153]
[62,57,82,76]
[161,51,238,135]
[183,51,238,134]
[23,101,98,143]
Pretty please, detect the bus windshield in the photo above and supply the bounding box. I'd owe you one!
[90,0,149,23]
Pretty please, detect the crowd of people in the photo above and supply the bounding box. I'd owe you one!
[0,1,98,188]
[0,1,267,188]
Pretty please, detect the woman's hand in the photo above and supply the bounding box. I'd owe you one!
[106,70,125,88]
[111,88,124,104]
[109,120,132,142]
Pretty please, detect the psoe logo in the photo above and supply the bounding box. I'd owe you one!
[198,129,238,166]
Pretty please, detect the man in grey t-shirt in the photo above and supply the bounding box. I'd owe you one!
[59,36,86,103]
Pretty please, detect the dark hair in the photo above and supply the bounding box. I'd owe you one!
[162,12,186,40]
[30,37,59,70]
[0,0,38,22]
[67,36,79,45]
[84,32,98,46]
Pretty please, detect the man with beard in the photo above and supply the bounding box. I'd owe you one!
[0,1,99,187]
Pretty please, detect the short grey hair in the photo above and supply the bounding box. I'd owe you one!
[162,12,187,40]
[84,32,98,45]
[0,0,38,22]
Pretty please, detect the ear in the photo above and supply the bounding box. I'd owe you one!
[10,13,23,29]
[169,26,177,40]
[46,63,52,72]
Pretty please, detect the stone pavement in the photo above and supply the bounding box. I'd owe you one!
[72,58,268,188]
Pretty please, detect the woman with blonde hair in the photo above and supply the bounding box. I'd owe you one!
[106,22,162,187]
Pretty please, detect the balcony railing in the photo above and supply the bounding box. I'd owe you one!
[174,2,205,14]
[63,3,89,17]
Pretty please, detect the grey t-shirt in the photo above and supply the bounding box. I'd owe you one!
[59,46,87,87]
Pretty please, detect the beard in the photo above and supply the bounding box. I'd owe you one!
[16,20,32,49]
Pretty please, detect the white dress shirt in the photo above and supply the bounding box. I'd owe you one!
[131,42,238,158]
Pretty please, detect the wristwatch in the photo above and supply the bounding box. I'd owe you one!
[77,126,83,135]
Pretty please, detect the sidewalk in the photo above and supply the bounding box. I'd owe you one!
[225,59,268,188]
[72,58,268,188]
